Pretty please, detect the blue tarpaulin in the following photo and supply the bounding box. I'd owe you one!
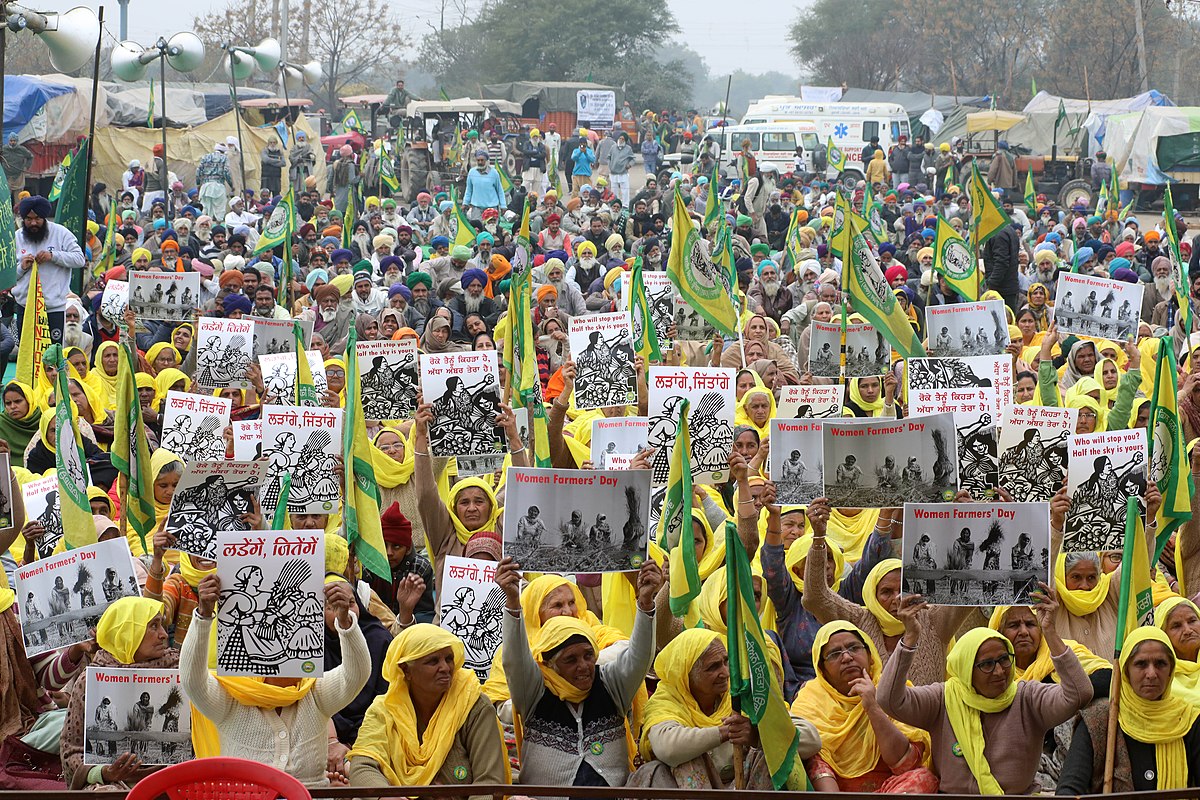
[3,74,74,141]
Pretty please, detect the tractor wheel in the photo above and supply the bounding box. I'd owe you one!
[405,148,430,202]
[1058,179,1092,209]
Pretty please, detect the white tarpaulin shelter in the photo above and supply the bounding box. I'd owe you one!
[1103,107,1200,185]
[1022,90,1173,155]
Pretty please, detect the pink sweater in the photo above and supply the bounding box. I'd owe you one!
[877,639,1093,794]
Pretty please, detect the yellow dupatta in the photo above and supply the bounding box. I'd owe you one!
[790,621,929,778]
[371,427,415,488]
[348,624,491,785]
[733,381,775,441]
[986,606,1110,683]
[862,559,904,636]
[529,616,598,704]
[847,378,886,417]
[95,597,164,663]
[1054,553,1111,616]
[1155,597,1200,704]
[444,477,501,544]
[1117,627,1200,790]
[639,629,730,762]
[943,629,1018,795]
[695,565,777,634]
[153,368,191,406]
[784,534,844,594]
[88,341,122,410]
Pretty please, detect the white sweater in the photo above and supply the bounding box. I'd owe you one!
[182,613,370,787]
[13,222,87,312]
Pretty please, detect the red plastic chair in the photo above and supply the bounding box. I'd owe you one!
[124,757,312,800]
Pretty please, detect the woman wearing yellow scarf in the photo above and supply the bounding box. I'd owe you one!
[1155,597,1200,704]
[762,498,901,697]
[89,341,122,410]
[348,624,508,791]
[877,592,1093,795]
[61,597,175,789]
[496,557,660,789]
[182,573,370,787]
[145,342,181,374]
[634,628,819,789]
[804,549,971,686]
[987,605,1111,691]
[1057,626,1200,793]
[412,401,526,577]
[370,427,425,544]
[843,374,897,417]
[792,621,934,793]
[733,383,775,441]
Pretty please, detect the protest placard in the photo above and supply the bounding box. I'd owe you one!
[84,668,193,765]
[822,414,959,507]
[160,391,231,462]
[647,367,736,485]
[421,351,506,457]
[1064,429,1147,552]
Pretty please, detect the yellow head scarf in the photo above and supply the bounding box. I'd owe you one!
[135,372,157,393]
[96,597,164,664]
[178,552,216,588]
[639,629,730,762]
[371,427,415,488]
[446,478,501,544]
[145,342,181,372]
[986,606,1111,683]
[862,559,903,636]
[1092,357,1122,409]
[1154,597,1200,703]
[348,624,485,785]
[734,384,775,440]
[848,377,886,416]
[325,532,350,577]
[943,628,1018,795]
[1066,387,1106,432]
[64,376,106,425]
[37,396,81,452]
[87,485,113,515]
[530,615,598,703]
[1117,626,1200,789]
[682,508,728,582]
[784,534,844,593]
[153,368,191,406]
[695,565,776,634]
[90,341,121,408]
[791,621,929,778]
[1054,553,1111,616]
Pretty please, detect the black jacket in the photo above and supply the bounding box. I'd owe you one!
[982,224,1022,303]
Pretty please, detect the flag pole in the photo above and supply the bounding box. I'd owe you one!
[75,5,104,296]
[1102,660,1120,791]
[731,697,746,789]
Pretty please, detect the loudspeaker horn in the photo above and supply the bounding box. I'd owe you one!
[225,49,255,81]
[38,6,99,73]
[110,39,150,82]
[247,37,281,72]
[281,59,322,93]
[165,31,204,72]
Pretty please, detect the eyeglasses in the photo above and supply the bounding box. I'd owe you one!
[973,653,1014,674]
[328,369,346,378]
[1078,410,1098,421]
[821,643,867,663]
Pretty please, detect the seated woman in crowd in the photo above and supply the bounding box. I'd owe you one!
[348,623,507,794]
[497,557,660,788]
[1056,627,1200,793]
[182,573,370,787]
[792,620,936,792]
[878,584,1093,794]
[1155,596,1200,703]
[61,597,175,789]
[988,604,1112,693]
[635,628,819,789]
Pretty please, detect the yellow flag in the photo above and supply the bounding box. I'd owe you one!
[16,263,49,388]
[666,189,737,336]
[932,215,979,301]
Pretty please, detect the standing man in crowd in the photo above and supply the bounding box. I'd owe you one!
[14,195,86,343]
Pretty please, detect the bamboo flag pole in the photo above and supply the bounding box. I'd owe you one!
[1102,661,1121,791]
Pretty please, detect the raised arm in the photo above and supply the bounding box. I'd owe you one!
[801,498,869,626]
[1024,583,1094,728]
[875,595,944,730]
[496,558,548,718]
[181,576,236,725]
[601,562,661,711]
[412,402,454,558]
[312,582,371,716]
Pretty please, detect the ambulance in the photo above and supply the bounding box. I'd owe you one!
[735,98,912,183]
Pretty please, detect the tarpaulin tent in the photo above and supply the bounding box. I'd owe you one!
[3,74,113,143]
[839,88,990,140]
[1022,90,1173,154]
[1103,107,1200,185]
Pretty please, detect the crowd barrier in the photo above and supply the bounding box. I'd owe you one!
[6,785,1200,799]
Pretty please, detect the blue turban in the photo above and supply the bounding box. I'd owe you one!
[878,242,897,256]
[1073,247,1095,267]
[439,201,453,212]
[17,195,53,219]
[1045,232,1062,244]
[546,248,569,263]
[921,228,935,239]
[388,282,410,299]
[330,248,354,264]
[305,269,329,291]
[461,268,488,290]
[379,255,404,272]
[756,258,778,276]
[223,293,253,314]
[1108,257,1132,276]
[430,235,450,249]
[476,231,494,245]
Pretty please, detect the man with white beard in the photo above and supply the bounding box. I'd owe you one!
[747,259,793,325]
[63,299,93,355]
[402,271,440,335]
[351,268,387,315]
[1142,255,1175,321]
[541,258,586,318]
[449,268,498,330]
[300,283,353,354]
[570,240,603,295]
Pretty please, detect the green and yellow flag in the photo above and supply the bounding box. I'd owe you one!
[726,522,806,790]
[47,149,72,202]
[966,159,1011,249]
[703,166,722,231]
[658,398,699,616]
[666,188,738,336]
[497,163,514,195]
[110,340,155,552]
[1148,336,1193,567]
[255,190,295,256]
[341,193,356,250]
[295,321,318,407]
[57,138,90,250]
[829,189,850,259]
[378,149,400,192]
[0,168,14,290]
[16,262,48,388]
[1114,496,1153,659]
[451,188,476,250]
[1163,183,1186,297]
[779,209,803,272]
[46,345,93,550]
[863,181,887,245]
[1023,168,1036,218]
[341,109,363,134]
[342,327,389,580]
[826,137,847,173]
[507,275,551,466]
[630,256,662,362]
[932,215,979,301]
[844,213,926,360]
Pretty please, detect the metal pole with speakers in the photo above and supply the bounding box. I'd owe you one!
[278,58,322,136]
[221,38,280,191]
[110,31,205,220]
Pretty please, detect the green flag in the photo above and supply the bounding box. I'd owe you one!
[1024,168,1036,218]
[342,192,356,250]
[932,215,979,301]
[844,213,927,359]
[1148,336,1193,566]
[0,168,16,290]
[630,256,662,362]
[703,166,721,231]
[1054,99,1068,133]
[1114,495,1153,659]
[826,137,847,172]
[829,189,849,259]
[450,187,477,250]
[47,150,72,202]
[110,341,155,552]
[497,163,514,194]
[863,179,888,245]
[46,345,93,550]
[255,189,295,255]
[658,398,699,616]
[56,137,90,249]
[726,523,807,790]
[294,321,318,407]
[343,328,390,580]
[780,209,804,272]
[666,188,738,336]
[379,151,400,192]
[341,109,363,133]
[966,159,1011,250]
[93,204,116,278]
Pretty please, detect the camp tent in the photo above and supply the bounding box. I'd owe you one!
[1103,107,1200,185]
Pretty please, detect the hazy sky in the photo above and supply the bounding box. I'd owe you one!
[35,0,797,78]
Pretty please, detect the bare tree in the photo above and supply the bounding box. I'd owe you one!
[303,0,409,113]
